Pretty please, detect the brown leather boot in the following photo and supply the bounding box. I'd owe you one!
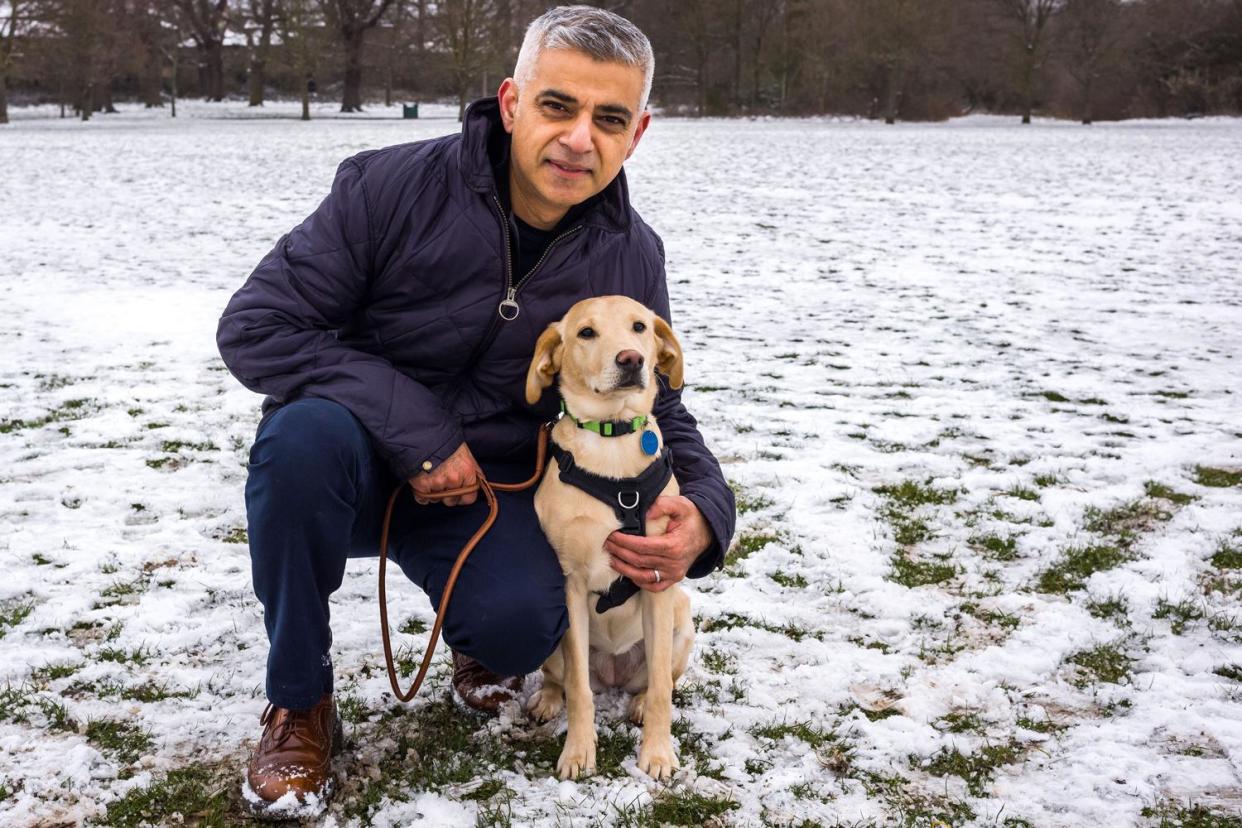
[451,651,523,716]
[244,693,343,817]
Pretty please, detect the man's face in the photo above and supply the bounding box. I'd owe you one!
[498,48,651,227]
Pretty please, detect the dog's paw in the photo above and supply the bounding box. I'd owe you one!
[627,692,646,725]
[637,737,679,780]
[556,732,597,780]
[527,687,564,722]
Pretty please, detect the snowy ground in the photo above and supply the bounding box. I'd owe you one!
[2,100,1241,827]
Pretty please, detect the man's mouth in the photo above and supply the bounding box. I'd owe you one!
[547,159,591,177]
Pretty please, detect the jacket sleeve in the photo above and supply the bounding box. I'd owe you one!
[216,158,463,479]
[645,241,736,578]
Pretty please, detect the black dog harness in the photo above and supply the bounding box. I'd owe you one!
[548,441,674,613]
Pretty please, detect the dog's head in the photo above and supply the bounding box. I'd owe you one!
[524,296,683,418]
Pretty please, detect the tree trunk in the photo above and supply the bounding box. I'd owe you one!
[0,73,7,125]
[341,29,366,112]
[248,58,266,106]
[206,40,224,101]
[1082,74,1094,124]
[301,85,310,120]
[96,79,117,113]
[884,61,903,124]
[80,81,93,121]
[142,51,162,107]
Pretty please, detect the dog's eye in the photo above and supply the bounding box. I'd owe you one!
[577,327,596,339]
[632,321,646,333]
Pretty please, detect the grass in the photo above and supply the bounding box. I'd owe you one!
[1066,642,1135,687]
[874,478,960,548]
[698,611,822,642]
[750,719,837,749]
[0,398,94,434]
[0,601,33,638]
[770,570,808,588]
[648,789,739,825]
[103,765,235,827]
[970,533,1018,561]
[729,480,774,514]
[1210,539,1242,570]
[1194,467,1242,488]
[1036,544,1129,594]
[725,528,780,572]
[1083,498,1173,547]
[1140,801,1242,827]
[890,552,957,588]
[86,719,154,766]
[1154,597,1207,635]
[1144,481,1196,505]
[918,740,1024,796]
[1086,593,1131,625]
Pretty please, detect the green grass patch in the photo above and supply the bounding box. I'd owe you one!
[1083,499,1174,547]
[1213,664,1242,682]
[671,717,725,779]
[770,570,808,588]
[1005,486,1040,502]
[219,526,247,544]
[1144,481,1196,505]
[1140,801,1242,828]
[1040,391,1070,403]
[1210,540,1242,570]
[1087,593,1131,625]
[1036,545,1129,594]
[86,719,153,765]
[103,764,235,828]
[859,768,976,827]
[1154,597,1207,635]
[0,601,33,638]
[648,789,739,825]
[0,398,95,434]
[970,533,1018,561]
[725,529,780,571]
[698,612,822,642]
[750,718,836,749]
[1194,466,1242,488]
[1067,642,1135,687]
[729,480,774,514]
[700,647,737,674]
[890,553,957,588]
[936,709,986,734]
[918,740,1024,796]
[874,479,960,547]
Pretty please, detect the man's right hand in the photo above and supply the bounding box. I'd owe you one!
[409,443,480,507]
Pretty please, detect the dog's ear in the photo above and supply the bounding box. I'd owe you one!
[653,315,684,390]
[525,324,564,404]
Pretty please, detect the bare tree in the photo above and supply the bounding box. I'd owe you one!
[990,0,1063,123]
[0,0,31,124]
[241,0,277,105]
[436,0,492,120]
[1061,0,1124,123]
[175,0,229,100]
[281,0,319,119]
[321,0,394,112]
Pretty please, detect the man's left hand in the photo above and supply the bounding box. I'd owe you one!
[605,496,713,592]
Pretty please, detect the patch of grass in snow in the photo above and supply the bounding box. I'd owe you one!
[1004,485,1040,502]
[729,480,774,514]
[671,717,725,779]
[29,662,78,684]
[1210,539,1242,570]
[1213,664,1242,682]
[1086,593,1131,625]
[1083,498,1174,547]
[1039,390,1070,403]
[698,611,821,642]
[219,526,248,544]
[1066,642,1135,687]
[969,533,1018,561]
[1194,466,1242,488]
[859,769,975,827]
[0,684,75,732]
[1140,801,1242,828]
[98,644,153,666]
[874,478,960,548]
[647,788,739,825]
[935,709,987,735]
[750,719,837,750]
[0,397,95,434]
[1036,544,1129,594]
[85,718,153,766]
[1034,472,1062,487]
[959,602,1020,632]
[1144,481,1197,505]
[0,600,34,638]
[725,528,781,573]
[916,740,1024,796]
[1154,596,1207,634]
[889,552,957,589]
[699,647,737,674]
[103,764,236,828]
[770,570,809,588]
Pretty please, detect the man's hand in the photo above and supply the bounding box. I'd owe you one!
[408,443,480,507]
[604,496,713,592]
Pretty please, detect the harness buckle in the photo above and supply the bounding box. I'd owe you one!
[617,490,640,509]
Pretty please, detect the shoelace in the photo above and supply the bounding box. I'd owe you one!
[259,703,317,751]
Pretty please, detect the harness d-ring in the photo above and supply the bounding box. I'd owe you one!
[618,490,640,509]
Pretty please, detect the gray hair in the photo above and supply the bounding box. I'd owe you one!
[513,5,654,113]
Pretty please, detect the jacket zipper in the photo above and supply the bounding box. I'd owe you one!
[460,195,582,372]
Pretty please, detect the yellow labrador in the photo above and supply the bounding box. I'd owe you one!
[524,295,694,780]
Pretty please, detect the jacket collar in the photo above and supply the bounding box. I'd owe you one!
[458,96,633,234]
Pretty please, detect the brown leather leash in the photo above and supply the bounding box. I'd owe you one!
[378,423,553,702]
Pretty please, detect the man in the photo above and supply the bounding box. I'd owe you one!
[217,5,735,814]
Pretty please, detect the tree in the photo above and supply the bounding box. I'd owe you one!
[175,0,229,100]
[241,0,276,105]
[436,0,492,120]
[0,0,33,124]
[321,0,395,112]
[280,0,319,119]
[1060,0,1124,123]
[990,0,1063,123]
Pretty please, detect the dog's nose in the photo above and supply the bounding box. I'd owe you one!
[616,350,644,369]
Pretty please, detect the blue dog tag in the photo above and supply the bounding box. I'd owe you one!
[640,429,659,456]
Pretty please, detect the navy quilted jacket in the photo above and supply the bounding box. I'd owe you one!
[217,97,735,574]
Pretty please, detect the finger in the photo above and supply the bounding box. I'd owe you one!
[605,533,678,561]
[460,490,478,506]
[608,555,663,593]
[646,496,686,521]
[608,544,675,573]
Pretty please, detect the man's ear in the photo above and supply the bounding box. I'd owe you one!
[653,316,683,390]
[525,324,563,404]
[498,77,518,134]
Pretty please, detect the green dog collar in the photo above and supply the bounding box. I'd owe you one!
[560,400,648,437]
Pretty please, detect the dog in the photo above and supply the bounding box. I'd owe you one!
[523,295,695,780]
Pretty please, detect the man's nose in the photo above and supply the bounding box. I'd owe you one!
[616,350,644,370]
[561,113,593,155]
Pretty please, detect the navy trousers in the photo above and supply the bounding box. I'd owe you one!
[245,398,569,710]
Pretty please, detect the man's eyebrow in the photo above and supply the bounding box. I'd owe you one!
[537,88,633,121]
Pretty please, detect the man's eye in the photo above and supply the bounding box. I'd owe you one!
[578,327,596,339]
[632,321,646,333]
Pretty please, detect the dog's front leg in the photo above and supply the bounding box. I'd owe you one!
[557,573,596,780]
[637,588,679,779]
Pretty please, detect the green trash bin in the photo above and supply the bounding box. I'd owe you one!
[402,103,420,119]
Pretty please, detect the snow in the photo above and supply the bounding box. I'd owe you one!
[1,100,1241,826]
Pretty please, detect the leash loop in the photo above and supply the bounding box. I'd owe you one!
[378,422,552,703]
